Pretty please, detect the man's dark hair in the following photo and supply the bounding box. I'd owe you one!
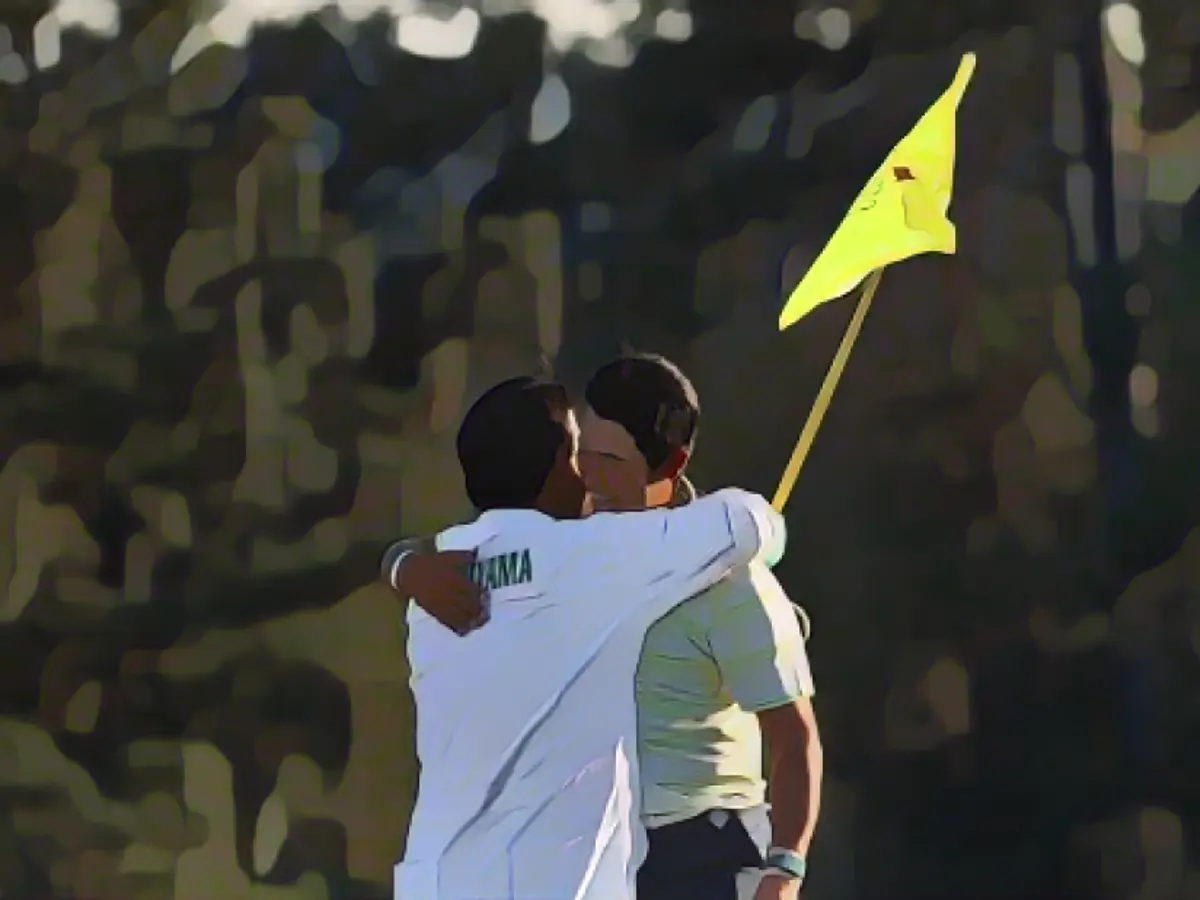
[456,376,571,511]
[584,353,699,471]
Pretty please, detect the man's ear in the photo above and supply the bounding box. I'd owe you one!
[657,447,690,482]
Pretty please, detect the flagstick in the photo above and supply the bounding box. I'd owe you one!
[771,268,885,512]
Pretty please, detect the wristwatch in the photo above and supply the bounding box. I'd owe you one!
[381,536,435,590]
[763,847,806,884]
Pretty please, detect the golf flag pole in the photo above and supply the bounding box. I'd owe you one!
[771,268,883,510]
[771,53,977,513]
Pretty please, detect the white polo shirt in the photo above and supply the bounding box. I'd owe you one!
[396,488,785,900]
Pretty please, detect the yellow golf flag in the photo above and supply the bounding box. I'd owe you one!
[778,52,976,331]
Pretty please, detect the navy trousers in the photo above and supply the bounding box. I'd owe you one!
[637,807,771,900]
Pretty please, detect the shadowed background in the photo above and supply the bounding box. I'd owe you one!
[0,0,1198,898]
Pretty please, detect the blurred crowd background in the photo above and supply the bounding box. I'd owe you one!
[1,0,1199,898]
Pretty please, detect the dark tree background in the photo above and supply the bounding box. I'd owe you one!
[0,1,1197,898]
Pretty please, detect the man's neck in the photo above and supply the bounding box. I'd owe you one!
[670,477,695,507]
[644,477,695,511]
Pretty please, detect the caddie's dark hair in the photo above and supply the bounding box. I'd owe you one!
[584,353,699,471]
[456,376,571,511]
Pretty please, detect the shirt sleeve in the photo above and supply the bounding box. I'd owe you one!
[644,487,787,582]
[704,562,815,711]
[575,488,786,620]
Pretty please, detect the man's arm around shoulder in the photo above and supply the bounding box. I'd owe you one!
[382,488,784,634]
[577,487,787,594]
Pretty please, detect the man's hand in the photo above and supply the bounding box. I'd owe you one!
[393,550,483,635]
[752,872,801,900]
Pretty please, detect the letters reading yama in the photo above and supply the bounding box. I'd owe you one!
[469,550,534,591]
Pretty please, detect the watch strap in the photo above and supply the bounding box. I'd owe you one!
[764,847,806,882]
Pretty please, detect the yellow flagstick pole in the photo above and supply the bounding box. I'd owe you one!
[771,268,885,512]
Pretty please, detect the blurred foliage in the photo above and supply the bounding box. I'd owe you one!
[0,1,1198,899]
